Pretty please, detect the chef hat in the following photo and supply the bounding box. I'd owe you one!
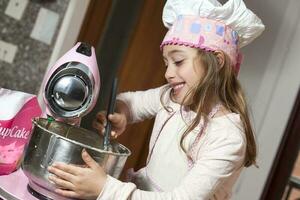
[160,0,265,73]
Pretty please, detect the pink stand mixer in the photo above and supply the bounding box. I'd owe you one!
[24,42,101,200]
[0,42,100,200]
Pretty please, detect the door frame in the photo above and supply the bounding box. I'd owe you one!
[233,0,300,198]
[261,89,300,199]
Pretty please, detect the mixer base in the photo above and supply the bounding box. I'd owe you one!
[27,185,53,200]
[28,181,75,200]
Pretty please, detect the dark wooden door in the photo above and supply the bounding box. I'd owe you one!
[116,0,167,173]
[77,0,112,47]
[78,0,167,179]
[261,88,300,199]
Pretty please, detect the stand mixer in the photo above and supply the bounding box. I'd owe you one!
[25,42,101,200]
[0,42,130,200]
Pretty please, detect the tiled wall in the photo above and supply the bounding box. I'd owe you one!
[0,0,69,94]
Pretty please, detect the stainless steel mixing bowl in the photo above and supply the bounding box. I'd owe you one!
[22,118,130,200]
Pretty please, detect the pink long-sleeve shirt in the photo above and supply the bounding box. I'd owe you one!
[97,85,246,200]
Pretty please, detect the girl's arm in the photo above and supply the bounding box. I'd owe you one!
[116,85,166,123]
[93,85,166,137]
[97,127,246,200]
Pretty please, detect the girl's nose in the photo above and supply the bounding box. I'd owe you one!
[165,66,175,80]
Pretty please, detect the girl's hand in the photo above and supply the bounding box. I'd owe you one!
[93,111,127,139]
[48,149,107,200]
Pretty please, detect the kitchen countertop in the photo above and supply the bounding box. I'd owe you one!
[0,169,38,200]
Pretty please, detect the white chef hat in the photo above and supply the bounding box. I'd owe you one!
[161,0,265,48]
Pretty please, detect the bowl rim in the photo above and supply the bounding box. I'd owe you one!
[32,117,131,157]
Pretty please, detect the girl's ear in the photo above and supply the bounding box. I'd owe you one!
[214,51,225,69]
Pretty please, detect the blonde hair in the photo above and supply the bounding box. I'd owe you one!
[161,49,257,167]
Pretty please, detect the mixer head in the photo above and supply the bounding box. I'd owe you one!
[43,42,100,122]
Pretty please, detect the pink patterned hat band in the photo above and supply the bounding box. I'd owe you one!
[160,15,242,73]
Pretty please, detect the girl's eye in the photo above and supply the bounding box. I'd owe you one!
[174,60,183,66]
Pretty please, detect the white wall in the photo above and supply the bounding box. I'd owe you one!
[233,0,300,199]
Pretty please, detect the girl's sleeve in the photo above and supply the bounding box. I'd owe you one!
[97,128,246,200]
[116,85,165,123]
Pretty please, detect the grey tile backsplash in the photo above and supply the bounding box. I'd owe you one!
[0,0,69,94]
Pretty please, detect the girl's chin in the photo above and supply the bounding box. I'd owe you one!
[171,90,192,105]
[171,93,186,104]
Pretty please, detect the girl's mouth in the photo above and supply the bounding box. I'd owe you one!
[171,82,185,95]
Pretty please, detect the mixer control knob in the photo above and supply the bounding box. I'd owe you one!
[76,43,92,57]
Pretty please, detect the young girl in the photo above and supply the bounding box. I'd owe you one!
[48,0,265,199]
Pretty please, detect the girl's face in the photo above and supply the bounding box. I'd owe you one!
[163,45,205,104]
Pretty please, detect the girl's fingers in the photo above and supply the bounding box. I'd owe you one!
[55,188,80,199]
[93,121,119,137]
[108,113,122,123]
[96,112,107,124]
[94,112,125,138]
[82,149,99,170]
[49,162,81,176]
[95,117,107,127]
[111,130,116,137]
[48,166,76,183]
[97,112,123,126]
[111,131,118,138]
[48,175,75,191]
[92,121,105,132]
[96,111,107,117]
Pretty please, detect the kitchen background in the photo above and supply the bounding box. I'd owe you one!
[0,0,69,94]
[0,0,300,199]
